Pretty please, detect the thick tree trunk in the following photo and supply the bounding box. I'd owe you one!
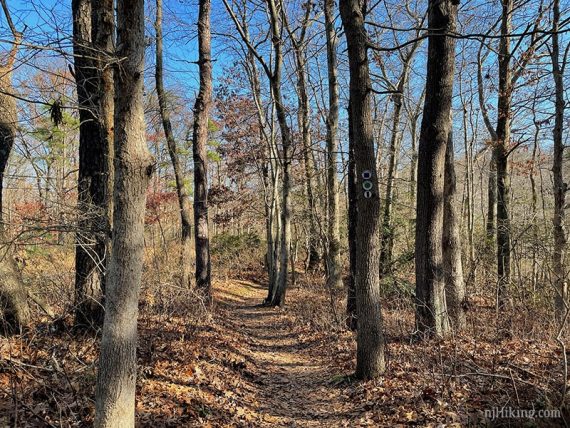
[443,129,466,331]
[340,0,386,379]
[0,0,29,333]
[414,0,458,338]
[72,0,114,328]
[155,0,192,288]
[94,0,153,424]
[193,0,213,298]
[324,0,343,292]
[495,0,513,312]
[551,0,567,322]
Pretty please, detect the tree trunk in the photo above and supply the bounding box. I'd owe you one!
[495,0,513,312]
[460,86,476,284]
[242,37,281,299]
[346,101,357,331]
[221,0,291,306]
[380,88,404,276]
[94,0,153,424]
[265,0,293,307]
[477,44,498,246]
[294,48,320,271]
[0,256,30,334]
[408,102,421,209]
[551,0,567,321]
[193,0,213,298]
[155,0,192,288]
[340,0,386,379]
[270,82,292,307]
[0,0,29,333]
[486,151,497,242]
[414,0,458,338]
[324,0,342,292]
[443,129,466,331]
[72,0,114,328]
[530,120,539,293]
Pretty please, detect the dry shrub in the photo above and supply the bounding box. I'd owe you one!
[288,271,346,332]
[142,240,209,327]
[210,232,264,281]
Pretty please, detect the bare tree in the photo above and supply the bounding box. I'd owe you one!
[414,0,459,337]
[375,8,423,277]
[443,128,466,331]
[346,101,357,331]
[155,0,192,288]
[495,0,513,312]
[72,0,114,328]
[193,0,213,297]
[480,0,546,312]
[223,0,294,306]
[340,0,386,379]
[550,0,567,321]
[94,0,154,423]
[324,0,342,292]
[0,0,30,332]
[285,2,321,271]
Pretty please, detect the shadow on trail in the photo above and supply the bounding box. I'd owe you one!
[213,280,359,427]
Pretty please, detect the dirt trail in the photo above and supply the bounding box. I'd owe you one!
[214,280,356,427]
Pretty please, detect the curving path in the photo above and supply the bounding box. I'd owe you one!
[214,280,358,427]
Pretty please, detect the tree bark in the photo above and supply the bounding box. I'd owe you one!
[155,0,192,288]
[495,0,513,312]
[487,150,497,242]
[340,0,386,379]
[407,94,423,212]
[414,0,458,338]
[551,0,567,321]
[238,12,281,299]
[0,0,30,333]
[193,0,213,298]
[290,20,321,271]
[477,43,498,245]
[265,0,293,307]
[460,85,476,284]
[94,0,153,424]
[324,0,342,294]
[0,255,30,334]
[72,0,114,328]
[346,101,357,331]
[443,129,466,331]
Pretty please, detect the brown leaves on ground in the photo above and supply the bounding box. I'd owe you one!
[1,275,568,427]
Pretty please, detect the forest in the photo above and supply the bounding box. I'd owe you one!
[0,0,569,426]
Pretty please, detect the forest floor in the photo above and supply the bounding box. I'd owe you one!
[205,279,357,426]
[1,271,570,427]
